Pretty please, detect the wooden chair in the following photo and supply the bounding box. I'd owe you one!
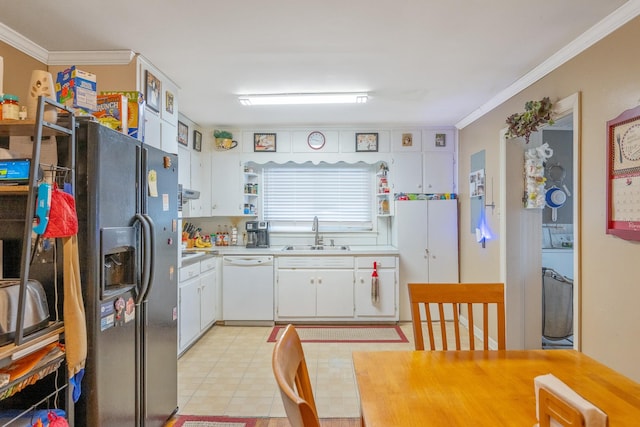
[272,324,320,427]
[538,388,585,426]
[408,283,506,350]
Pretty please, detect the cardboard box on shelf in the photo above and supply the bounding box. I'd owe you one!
[55,66,97,111]
[99,91,145,141]
[93,94,128,134]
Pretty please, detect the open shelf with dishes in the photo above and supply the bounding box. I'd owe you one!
[243,167,259,216]
[376,162,392,216]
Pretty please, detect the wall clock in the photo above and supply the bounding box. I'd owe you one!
[307,131,326,150]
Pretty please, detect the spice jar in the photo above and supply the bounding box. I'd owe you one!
[2,94,19,120]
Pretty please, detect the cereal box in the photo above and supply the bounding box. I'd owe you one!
[55,66,97,111]
[93,94,128,134]
[100,91,145,141]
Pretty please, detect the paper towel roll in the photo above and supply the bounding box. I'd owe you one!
[27,69,57,122]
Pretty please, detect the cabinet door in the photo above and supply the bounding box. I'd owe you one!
[277,270,316,317]
[161,121,178,154]
[426,200,459,283]
[189,151,211,217]
[392,153,423,193]
[179,277,201,352]
[211,154,243,216]
[355,269,396,317]
[144,109,162,150]
[316,270,354,317]
[199,269,216,329]
[178,146,191,187]
[423,152,454,193]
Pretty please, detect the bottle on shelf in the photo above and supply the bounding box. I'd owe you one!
[216,225,223,246]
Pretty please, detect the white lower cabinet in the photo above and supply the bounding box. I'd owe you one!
[354,256,399,319]
[179,275,200,352]
[276,255,399,321]
[199,266,217,328]
[277,257,354,320]
[178,256,217,355]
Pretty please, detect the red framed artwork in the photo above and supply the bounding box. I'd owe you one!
[606,105,640,240]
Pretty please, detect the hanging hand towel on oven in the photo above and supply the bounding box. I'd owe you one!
[42,185,77,238]
[63,235,86,402]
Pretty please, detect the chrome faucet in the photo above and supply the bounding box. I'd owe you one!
[312,216,322,246]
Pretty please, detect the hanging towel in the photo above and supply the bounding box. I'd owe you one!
[63,235,87,402]
[475,205,494,243]
[371,262,379,304]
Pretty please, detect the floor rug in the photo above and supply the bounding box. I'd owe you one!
[267,325,409,343]
[174,416,257,427]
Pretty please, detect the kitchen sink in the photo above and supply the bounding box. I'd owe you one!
[282,245,350,251]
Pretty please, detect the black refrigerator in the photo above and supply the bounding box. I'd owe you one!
[73,120,179,426]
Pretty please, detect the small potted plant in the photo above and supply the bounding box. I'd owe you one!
[214,129,235,149]
[505,97,554,143]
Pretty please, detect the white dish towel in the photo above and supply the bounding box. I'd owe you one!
[534,373,607,427]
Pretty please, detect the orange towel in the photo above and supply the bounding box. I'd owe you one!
[63,235,86,378]
[0,343,59,381]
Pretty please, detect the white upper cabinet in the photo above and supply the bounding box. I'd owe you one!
[211,153,244,216]
[423,151,455,193]
[137,56,179,154]
[392,152,423,193]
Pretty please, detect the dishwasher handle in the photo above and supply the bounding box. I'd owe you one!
[224,256,273,267]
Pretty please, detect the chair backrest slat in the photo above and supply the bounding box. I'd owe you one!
[409,283,506,351]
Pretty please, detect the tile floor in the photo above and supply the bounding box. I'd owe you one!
[177,322,416,418]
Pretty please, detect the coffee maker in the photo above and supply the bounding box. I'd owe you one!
[246,221,270,248]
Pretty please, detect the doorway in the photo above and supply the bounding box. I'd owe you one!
[499,93,581,350]
[538,118,575,348]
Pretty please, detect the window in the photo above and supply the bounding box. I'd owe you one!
[262,162,374,231]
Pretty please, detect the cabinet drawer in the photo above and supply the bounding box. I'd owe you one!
[356,256,397,269]
[278,256,354,269]
[179,262,201,282]
[200,257,216,273]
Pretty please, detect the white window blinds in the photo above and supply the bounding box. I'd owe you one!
[263,163,373,230]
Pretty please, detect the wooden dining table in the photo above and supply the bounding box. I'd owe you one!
[352,350,640,426]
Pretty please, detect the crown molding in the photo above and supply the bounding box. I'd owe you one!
[456,0,640,129]
[1,23,134,66]
[47,50,135,65]
[0,23,49,63]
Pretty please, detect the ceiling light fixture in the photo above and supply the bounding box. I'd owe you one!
[238,92,368,106]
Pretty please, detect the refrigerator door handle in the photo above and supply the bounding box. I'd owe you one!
[135,213,152,305]
[141,213,156,303]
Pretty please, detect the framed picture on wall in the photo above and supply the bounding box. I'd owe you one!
[178,121,188,147]
[145,70,161,112]
[165,91,174,114]
[356,133,378,152]
[193,130,202,152]
[254,133,277,152]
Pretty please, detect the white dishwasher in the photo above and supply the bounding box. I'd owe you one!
[222,256,274,324]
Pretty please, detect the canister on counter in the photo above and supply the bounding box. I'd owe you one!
[2,94,19,120]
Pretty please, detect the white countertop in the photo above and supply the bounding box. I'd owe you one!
[185,245,398,257]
